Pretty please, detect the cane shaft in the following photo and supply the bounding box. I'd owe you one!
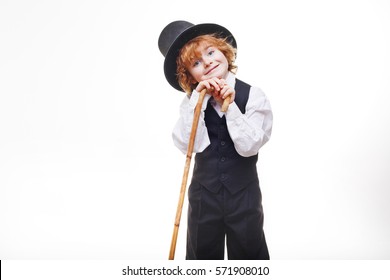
[169,89,207,260]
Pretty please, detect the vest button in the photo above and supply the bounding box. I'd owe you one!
[220,157,226,162]
[220,141,226,146]
[221,173,227,181]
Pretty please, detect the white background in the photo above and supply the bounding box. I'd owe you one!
[1,0,389,260]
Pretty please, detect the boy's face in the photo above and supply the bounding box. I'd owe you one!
[186,42,229,83]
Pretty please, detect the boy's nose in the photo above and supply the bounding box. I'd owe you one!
[203,57,213,66]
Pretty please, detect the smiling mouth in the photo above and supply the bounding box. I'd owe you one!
[205,65,219,75]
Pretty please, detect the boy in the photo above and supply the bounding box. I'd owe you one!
[158,21,273,260]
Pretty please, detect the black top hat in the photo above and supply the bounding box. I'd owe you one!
[158,20,237,92]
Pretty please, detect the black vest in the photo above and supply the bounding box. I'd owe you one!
[192,79,259,194]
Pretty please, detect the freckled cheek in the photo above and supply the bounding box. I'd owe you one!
[187,68,200,82]
[194,70,204,82]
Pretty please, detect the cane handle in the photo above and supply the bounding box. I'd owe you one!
[221,96,231,112]
[208,86,230,112]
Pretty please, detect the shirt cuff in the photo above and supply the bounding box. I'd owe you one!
[189,90,212,111]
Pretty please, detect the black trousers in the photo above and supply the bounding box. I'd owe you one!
[186,180,269,260]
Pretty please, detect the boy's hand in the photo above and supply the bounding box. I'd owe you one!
[195,78,235,106]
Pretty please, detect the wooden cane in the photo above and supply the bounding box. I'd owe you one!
[168,89,231,260]
[221,96,231,112]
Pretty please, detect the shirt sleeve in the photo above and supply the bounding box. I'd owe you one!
[172,90,212,154]
[225,86,273,157]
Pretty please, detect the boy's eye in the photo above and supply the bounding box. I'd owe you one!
[193,60,200,67]
[208,50,214,55]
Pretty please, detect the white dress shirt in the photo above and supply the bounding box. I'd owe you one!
[172,72,273,157]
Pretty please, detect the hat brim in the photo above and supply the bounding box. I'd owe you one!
[163,23,237,92]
